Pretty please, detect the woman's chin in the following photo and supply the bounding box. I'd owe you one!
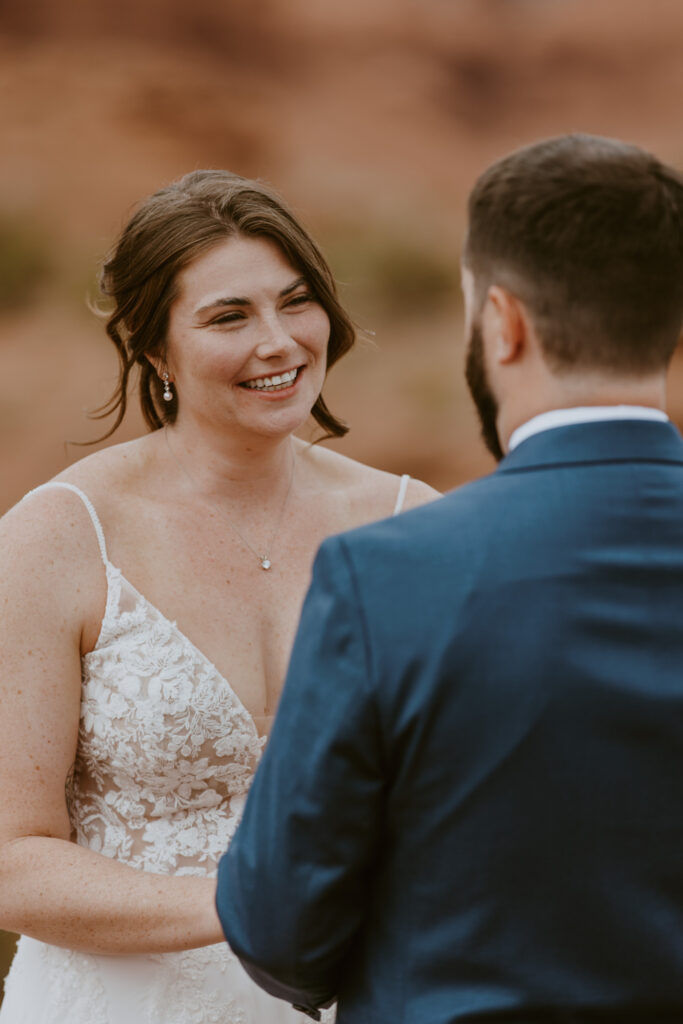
[237,403,315,441]
[233,379,322,438]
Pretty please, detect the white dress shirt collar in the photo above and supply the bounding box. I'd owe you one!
[508,406,669,453]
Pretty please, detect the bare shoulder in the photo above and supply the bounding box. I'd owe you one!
[400,477,442,511]
[0,436,152,574]
[298,441,440,528]
[54,435,154,505]
[0,478,96,631]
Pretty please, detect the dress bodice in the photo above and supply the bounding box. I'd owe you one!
[75,562,265,877]
[21,481,265,879]
[27,474,407,878]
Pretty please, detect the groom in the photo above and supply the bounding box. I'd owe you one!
[216,135,683,1021]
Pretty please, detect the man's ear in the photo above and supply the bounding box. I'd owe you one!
[483,286,529,366]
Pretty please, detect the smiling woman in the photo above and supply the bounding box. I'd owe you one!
[149,235,331,444]
[94,170,355,442]
[0,170,438,1024]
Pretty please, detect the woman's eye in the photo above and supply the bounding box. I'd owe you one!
[286,293,313,308]
[212,311,245,325]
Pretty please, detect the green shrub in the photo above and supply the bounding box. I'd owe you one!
[0,215,53,312]
[323,227,458,314]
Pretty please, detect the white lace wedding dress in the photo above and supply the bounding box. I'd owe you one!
[1,479,385,1024]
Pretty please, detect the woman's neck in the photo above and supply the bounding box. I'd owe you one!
[162,420,298,499]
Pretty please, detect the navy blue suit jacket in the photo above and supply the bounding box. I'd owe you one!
[217,420,683,1022]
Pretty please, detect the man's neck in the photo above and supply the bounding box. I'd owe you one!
[498,374,667,453]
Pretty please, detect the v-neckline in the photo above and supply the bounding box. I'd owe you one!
[93,562,264,742]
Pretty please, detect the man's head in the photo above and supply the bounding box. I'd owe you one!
[462,134,683,459]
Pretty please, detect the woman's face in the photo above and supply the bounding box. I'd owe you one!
[163,234,330,441]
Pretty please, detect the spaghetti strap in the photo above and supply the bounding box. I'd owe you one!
[26,481,109,565]
[393,474,410,516]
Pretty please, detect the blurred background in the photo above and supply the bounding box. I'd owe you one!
[1,0,683,994]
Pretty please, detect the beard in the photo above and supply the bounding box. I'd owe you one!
[465,321,505,462]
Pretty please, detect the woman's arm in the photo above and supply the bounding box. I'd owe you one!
[0,493,223,955]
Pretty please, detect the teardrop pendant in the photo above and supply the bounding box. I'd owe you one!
[261,558,272,571]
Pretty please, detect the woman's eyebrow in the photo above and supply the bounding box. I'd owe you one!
[195,295,250,316]
[279,276,307,297]
[194,277,308,318]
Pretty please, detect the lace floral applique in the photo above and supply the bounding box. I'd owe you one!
[1,937,110,1024]
[70,570,264,878]
[148,945,246,1024]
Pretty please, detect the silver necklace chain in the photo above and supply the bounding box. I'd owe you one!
[164,428,296,571]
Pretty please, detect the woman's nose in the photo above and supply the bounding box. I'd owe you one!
[255,316,297,358]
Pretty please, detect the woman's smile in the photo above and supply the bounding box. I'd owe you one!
[239,365,304,394]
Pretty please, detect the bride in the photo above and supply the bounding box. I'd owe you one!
[0,170,437,1023]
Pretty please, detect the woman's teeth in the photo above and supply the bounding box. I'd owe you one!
[242,368,299,392]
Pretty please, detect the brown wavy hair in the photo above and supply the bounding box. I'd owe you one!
[93,170,355,439]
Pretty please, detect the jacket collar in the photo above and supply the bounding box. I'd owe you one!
[497,419,683,474]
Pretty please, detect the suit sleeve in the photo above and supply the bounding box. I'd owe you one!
[215,534,385,1013]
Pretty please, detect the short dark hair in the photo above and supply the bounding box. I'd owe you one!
[94,170,355,439]
[464,134,683,374]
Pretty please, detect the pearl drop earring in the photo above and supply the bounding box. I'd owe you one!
[162,372,173,402]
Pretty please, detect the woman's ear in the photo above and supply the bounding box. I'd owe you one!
[483,286,528,366]
[145,353,171,381]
